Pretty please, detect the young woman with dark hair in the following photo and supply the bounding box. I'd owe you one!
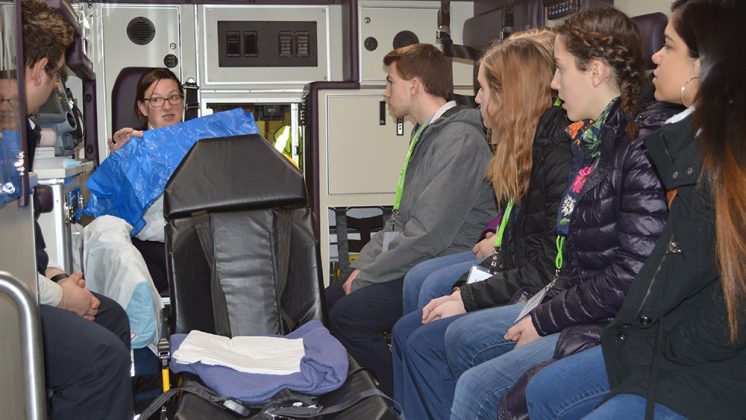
[107,67,184,153]
[94,68,185,294]
[526,1,746,418]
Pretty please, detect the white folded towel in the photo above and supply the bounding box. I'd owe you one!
[172,330,305,375]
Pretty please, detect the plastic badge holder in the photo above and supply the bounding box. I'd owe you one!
[466,265,492,284]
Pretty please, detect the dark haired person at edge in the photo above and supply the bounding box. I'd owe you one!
[324,43,496,396]
[22,0,133,418]
[526,1,746,418]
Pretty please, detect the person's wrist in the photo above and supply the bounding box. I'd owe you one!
[49,272,69,283]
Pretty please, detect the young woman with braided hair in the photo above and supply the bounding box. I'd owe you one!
[526,0,746,418]
[393,5,669,419]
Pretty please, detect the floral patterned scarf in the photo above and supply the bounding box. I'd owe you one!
[556,97,619,236]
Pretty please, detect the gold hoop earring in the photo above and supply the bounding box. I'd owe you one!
[680,76,698,107]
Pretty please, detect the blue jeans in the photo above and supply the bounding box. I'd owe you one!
[526,346,687,420]
[402,251,478,314]
[392,303,558,420]
[447,304,560,420]
[392,310,467,420]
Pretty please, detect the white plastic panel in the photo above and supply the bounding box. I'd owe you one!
[316,88,415,281]
[326,93,411,195]
[93,4,185,158]
[615,0,672,17]
[359,0,474,88]
[200,5,333,87]
[99,5,183,99]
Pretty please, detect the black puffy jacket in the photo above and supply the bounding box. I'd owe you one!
[460,106,572,311]
[530,101,668,336]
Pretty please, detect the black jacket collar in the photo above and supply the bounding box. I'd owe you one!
[644,114,701,190]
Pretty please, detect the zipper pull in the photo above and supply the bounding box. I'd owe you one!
[545,268,560,291]
[489,248,500,274]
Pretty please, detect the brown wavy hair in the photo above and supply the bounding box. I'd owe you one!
[672,0,746,341]
[22,0,74,74]
[555,5,646,139]
[509,27,556,61]
[481,38,554,207]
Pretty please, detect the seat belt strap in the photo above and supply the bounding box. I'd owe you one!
[274,209,296,332]
[193,212,232,337]
[183,79,200,121]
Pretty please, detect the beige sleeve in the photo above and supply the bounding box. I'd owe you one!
[38,274,62,306]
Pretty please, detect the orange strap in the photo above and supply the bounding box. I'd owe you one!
[666,189,678,208]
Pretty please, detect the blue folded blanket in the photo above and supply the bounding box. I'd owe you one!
[84,108,258,235]
[170,321,349,404]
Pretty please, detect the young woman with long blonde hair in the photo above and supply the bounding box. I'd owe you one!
[391,36,574,420]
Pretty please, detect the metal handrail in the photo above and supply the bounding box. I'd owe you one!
[0,271,46,420]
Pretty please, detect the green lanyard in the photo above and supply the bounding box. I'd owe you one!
[493,201,514,249]
[553,235,566,280]
[393,122,428,212]
[488,201,514,273]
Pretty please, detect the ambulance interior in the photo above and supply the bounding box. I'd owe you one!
[0,0,676,417]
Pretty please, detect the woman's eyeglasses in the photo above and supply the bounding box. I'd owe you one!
[144,93,184,107]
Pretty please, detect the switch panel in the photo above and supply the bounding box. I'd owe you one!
[243,31,258,56]
[543,0,582,20]
[217,21,318,67]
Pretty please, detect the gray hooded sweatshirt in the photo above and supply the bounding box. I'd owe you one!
[349,105,497,291]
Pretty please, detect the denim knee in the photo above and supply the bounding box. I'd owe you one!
[451,365,504,420]
[445,305,527,378]
[392,311,422,350]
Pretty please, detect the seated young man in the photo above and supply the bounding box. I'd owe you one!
[22,1,133,418]
[325,43,496,396]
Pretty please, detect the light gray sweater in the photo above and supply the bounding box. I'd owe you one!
[350,106,496,291]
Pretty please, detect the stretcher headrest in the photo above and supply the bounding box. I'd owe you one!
[163,134,306,219]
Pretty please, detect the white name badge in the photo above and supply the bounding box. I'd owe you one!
[514,286,550,323]
[382,231,400,252]
[466,265,493,284]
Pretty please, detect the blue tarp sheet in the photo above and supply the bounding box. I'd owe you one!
[84,108,258,235]
[0,129,22,206]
